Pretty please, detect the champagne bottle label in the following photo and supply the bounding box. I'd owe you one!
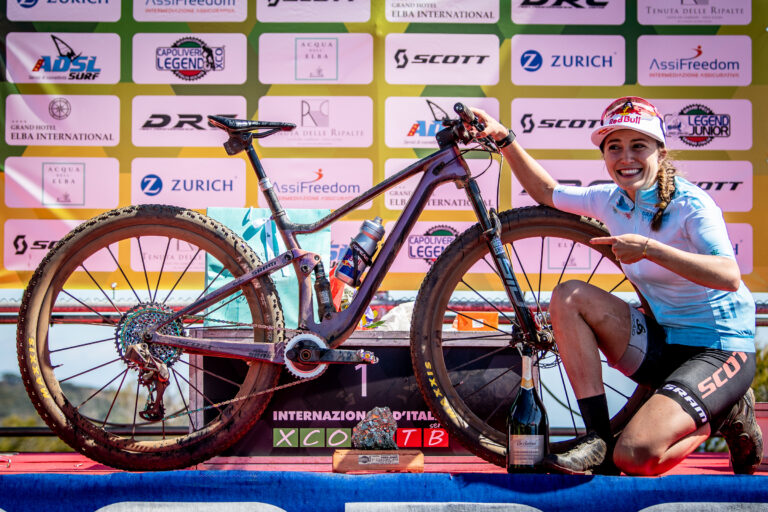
[521,354,533,390]
[508,434,545,465]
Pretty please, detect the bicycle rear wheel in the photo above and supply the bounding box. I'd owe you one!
[410,206,652,467]
[17,204,284,471]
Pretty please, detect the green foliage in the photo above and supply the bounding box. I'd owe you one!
[752,346,768,403]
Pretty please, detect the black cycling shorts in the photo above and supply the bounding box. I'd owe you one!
[620,311,755,429]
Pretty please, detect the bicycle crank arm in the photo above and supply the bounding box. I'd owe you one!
[286,347,378,365]
[150,333,285,363]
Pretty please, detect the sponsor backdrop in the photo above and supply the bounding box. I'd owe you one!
[2,0,766,296]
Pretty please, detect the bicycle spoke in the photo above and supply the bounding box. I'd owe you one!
[586,254,607,284]
[153,237,172,303]
[510,241,544,316]
[447,308,510,336]
[137,236,152,300]
[445,344,510,373]
[107,245,142,303]
[60,290,118,325]
[609,275,630,294]
[76,368,128,411]
[556,240,578,287]
[174,367,224,416]
[59,357,122,384]
[555,356,579,435]
[171,368,196,431]
[80,264,123,316]
[162,247,202,304]
[483,386,516,426]
[49,337,114,354]
[131,379,141,438]
[178,358,243,389]
[193,267,226,304]
[456,366,516,399]
[101,369,129,428]
[458,277,516,326]
[185,291,245,327]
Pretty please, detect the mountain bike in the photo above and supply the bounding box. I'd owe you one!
[16,102,651,471]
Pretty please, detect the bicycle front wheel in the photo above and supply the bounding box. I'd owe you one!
[17,204,284,471]
[410,206,652,467]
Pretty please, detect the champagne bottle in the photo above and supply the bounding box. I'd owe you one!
[507,346,549,473]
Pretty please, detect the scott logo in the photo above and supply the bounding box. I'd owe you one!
[394,49,490,69]
[141,174,163,196]
[13,235,57,255]
[698,352,747,399]
[520,50,543,71]
[520,113,600,134]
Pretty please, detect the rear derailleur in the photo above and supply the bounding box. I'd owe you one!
[125,343,170,421]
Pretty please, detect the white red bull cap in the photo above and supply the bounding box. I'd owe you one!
[590,96,667,147]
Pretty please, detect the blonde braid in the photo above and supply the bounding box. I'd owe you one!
[651,151,677,231]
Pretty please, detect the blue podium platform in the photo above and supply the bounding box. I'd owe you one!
[1,460,767,512]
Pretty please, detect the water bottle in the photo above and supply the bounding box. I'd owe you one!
[507,346,549,473]
[335,217,385,287]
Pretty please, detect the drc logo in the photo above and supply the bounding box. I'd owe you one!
[141,174,163,196]
[520,50,543,71]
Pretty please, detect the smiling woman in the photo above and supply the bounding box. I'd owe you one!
[467,96,760,477]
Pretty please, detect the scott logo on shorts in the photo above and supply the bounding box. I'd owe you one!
[697,351,748,399]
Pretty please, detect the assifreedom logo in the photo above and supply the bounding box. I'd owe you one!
[136,0,247,22]
[156,37,224,81]
[273,169,360,196]
[664,104,730,147]
[638,35,751,86]
[385,33,499,85]
[511,35,625,86]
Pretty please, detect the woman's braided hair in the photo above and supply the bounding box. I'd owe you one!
[651,142,677,231]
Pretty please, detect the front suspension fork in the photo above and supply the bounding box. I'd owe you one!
[463,178,544,345]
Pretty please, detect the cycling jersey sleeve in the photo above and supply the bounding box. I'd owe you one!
[684,200,736,259]
[552,185,611,219]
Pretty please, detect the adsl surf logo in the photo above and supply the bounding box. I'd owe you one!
[31,35,101,81]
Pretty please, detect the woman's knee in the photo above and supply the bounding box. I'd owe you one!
[550,280,590,316]
[613,437,665,476]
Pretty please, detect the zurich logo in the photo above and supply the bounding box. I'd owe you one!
[17,0,38,7]
[520,50,543,72]
[141,174,163,196]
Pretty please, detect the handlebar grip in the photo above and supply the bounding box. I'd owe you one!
[453,103,486,132]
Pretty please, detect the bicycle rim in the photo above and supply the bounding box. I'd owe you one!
[411,206,651,467]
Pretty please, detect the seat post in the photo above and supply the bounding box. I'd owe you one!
[245,143,287,222]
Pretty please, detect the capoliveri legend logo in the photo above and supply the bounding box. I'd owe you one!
[133,33,247,84]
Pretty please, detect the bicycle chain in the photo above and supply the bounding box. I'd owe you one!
[162,313,320,422]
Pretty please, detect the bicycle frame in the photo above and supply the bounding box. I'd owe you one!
[152,127,539,360]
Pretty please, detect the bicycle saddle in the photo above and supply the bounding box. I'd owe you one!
[208,115,295,133]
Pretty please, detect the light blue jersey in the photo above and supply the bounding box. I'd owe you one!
[553,176,755,352]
